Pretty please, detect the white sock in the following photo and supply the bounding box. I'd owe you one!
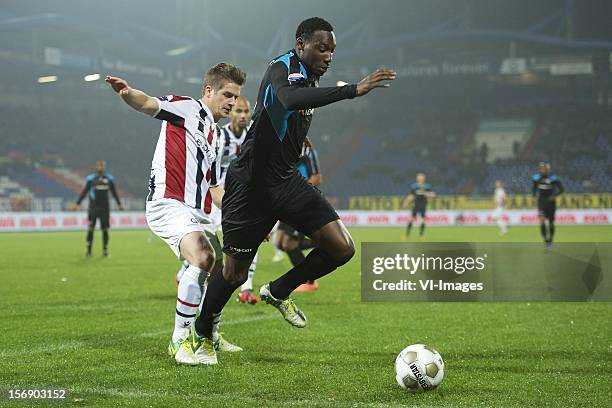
[211,312,222,343]
[241,253,257,291]
[175,259,189,285]
[172,265,204,343]
[497,219,507,234]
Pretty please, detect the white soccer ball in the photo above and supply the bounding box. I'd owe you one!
[395,344,445,392]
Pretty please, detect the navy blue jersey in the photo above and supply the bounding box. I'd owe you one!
[297,145,320,181]
[532,173,563,204]
[411,182,432,208]
[77,172,121,209]
[231,49,357,187]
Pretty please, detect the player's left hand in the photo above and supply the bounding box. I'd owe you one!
[105,75,130,96]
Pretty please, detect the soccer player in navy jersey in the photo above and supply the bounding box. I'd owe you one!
[402,173,435,240]
[74,160,123,257]
[532,162,564,248]
[190,17,396,365]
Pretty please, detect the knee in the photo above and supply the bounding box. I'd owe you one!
[222,264,249,287]
[332,239,355,267]
[193,249,216,273]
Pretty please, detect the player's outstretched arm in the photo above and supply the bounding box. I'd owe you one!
[275,67,396,110]
[105,75,159,116]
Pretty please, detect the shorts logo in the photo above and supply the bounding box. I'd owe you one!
[227,245,253,253]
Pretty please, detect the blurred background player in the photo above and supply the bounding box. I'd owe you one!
[105,62,246,366]
[74,160,123,257]
[273,139,321,292]
[492,180,508,236]
[532,162,564,248]
[402,173,435,240]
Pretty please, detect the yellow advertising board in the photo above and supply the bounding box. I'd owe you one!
[348,194,612,210]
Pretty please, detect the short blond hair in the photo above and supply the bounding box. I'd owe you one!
[203,62,246,93]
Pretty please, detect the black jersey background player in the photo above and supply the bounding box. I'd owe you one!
[532,162,563,247]
[402,173,435,240]
[74,160,123,256]
[192,17,395,346]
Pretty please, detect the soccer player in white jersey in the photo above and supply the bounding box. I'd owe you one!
[105,62,246,366]
[492,180,508,236]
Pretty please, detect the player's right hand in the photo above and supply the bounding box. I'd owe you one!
[105,75,129,96]
[356,68,396,96]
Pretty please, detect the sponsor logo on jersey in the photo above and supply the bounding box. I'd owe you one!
[288,73,306,83]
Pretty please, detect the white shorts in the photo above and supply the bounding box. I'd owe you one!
[146,198,212,259]
[492,206,505,220]
[207,203,222,234]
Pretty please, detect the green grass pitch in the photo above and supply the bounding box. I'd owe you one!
[1,226,611,407]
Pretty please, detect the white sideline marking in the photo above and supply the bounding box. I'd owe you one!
[71,386,402,407]
[138,313,277,338]
[1,314,276,357]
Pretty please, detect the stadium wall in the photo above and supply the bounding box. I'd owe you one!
[1,210,611,232]
[348,194,612,211]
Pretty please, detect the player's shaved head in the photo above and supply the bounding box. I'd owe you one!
[95,160,106,173]
[539,162,550,175]
[230,96,251,134]
[295,17,335,78]
[416,173,426,183]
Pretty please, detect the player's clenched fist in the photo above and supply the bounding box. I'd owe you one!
[105,75,130,96]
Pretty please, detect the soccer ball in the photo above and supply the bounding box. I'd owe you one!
[395,344,445,392]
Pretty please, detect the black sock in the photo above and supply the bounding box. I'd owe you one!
[406,222,413,235]
[86,230,93,250]
[102,229,109,249]
[548,222,555,242]
[270,248,338,300]
[300,238,316,250]
[420,223,425,236]
[286,248,305,267]
[540,223,547,241]
[194,272,237,338]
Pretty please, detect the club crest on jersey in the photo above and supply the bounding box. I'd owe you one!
[288,73,306,83]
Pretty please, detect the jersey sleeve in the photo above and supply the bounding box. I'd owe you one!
[309,148,320,175]
[107,175,122,206]
[209,127,222,188]
[270,62,357,110]
[76,177,92,205]
[152,95,196,127]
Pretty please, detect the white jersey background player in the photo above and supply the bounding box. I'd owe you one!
[105,62,246,366]
[492,180,508,235]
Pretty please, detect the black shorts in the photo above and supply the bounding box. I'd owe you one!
[277,221,305,240]
[538,202,556,220]
[222,168,339,260]
[88,207,110,229]
[412,206,426,218]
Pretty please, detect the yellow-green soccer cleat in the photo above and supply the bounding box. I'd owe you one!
[214,333,243,352]
[189,325,218,365]
[171,338,198,366]
[259,283,307,328]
